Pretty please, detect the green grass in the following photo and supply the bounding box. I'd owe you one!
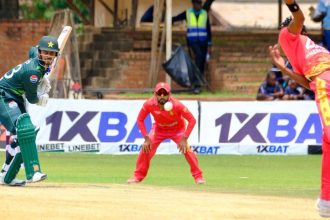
[109,90,255,99]
[4,152,322,199]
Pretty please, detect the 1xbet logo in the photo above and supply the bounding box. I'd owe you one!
[215,113,322,144]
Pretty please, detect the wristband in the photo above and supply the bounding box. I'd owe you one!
[286,1,300,12]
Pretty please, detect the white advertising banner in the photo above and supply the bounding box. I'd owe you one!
[200,101,320,155]
[28,99,199,154]
[27,100,319,155]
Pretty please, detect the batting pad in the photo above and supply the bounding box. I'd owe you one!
[4,152,22,184]
[16,113,41,180]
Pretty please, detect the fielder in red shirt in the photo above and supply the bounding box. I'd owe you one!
[269,0,330,217]
[127,82,205,184]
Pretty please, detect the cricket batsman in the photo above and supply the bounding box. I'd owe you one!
[0,35,58,186]
[127,82,205,184]
[269,0,330,217]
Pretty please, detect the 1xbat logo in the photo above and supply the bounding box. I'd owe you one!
[191,146,220,154]
[119,144,142,152]
[46,111,99,141]
[46,111,169,143]
[215,113,322,144]
[257,145,289,153]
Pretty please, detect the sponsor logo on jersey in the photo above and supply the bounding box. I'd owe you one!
[30,75,38,83]
[8,101,18,109]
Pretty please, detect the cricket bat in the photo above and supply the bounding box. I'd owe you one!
[47,25,72,79]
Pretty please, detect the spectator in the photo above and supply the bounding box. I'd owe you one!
[303,88,316,100]
[172,0,212,94]
[310,0,330,50]
[282,79,304,100]
[270,60,292,89]
[256,72,284,101]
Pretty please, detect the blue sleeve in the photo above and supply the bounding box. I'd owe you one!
[172,11,186,23]
[207,16,212,45]
[141,5,154,22]
[258,84,267,95]
[317,0,327,13]
[276,84,283,93]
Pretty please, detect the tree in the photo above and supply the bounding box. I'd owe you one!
[20,0,67,20]
[20,0,90,23]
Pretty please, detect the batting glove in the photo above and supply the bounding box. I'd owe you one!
[37,93,49,107]
[37,77,51,95]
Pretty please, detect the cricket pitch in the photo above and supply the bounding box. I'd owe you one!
[0,183,323,220]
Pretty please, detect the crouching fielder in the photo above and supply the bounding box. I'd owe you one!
[0,36,58,186]
[127,82,205,184]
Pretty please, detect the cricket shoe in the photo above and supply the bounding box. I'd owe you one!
[27,172,47,183]
[127,176,141,184]
[316,198,330,218]
[195,177,206,185]
[0,172,26,186]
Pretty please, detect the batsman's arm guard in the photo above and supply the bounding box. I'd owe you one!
[16,113,41,180]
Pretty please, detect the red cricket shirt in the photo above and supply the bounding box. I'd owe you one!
[279,27,330,79]
[137,96,196,138]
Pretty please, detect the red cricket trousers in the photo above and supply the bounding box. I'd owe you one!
[133,125,203,181]
[310,71,330,200]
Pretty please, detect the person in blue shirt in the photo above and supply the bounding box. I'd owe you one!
[282,79,304,100]
[172,0,212,94]
[310,0,330,50]
[256,72,284,101]
[270,59,292,89]
[303,88,315,100]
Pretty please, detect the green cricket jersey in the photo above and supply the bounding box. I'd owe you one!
[29,46,38,59]
[0,57,47,104]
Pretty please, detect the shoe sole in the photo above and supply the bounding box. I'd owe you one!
[9,181,26,187]
[127,181,140,184]
[316,199,330,217]
[196,182,206,185]
[27,175,47,183]
[0,179,26,187]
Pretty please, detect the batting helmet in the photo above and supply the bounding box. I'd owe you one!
[37,36,59,53]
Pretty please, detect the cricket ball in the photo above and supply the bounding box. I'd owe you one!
[164,101,173,111]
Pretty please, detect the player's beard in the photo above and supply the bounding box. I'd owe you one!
[38,54,56,69]
[158,98,168,105]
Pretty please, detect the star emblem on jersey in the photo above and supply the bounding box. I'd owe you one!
[48,41,54,48]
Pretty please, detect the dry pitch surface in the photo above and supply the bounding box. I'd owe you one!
[0,182,323,220]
